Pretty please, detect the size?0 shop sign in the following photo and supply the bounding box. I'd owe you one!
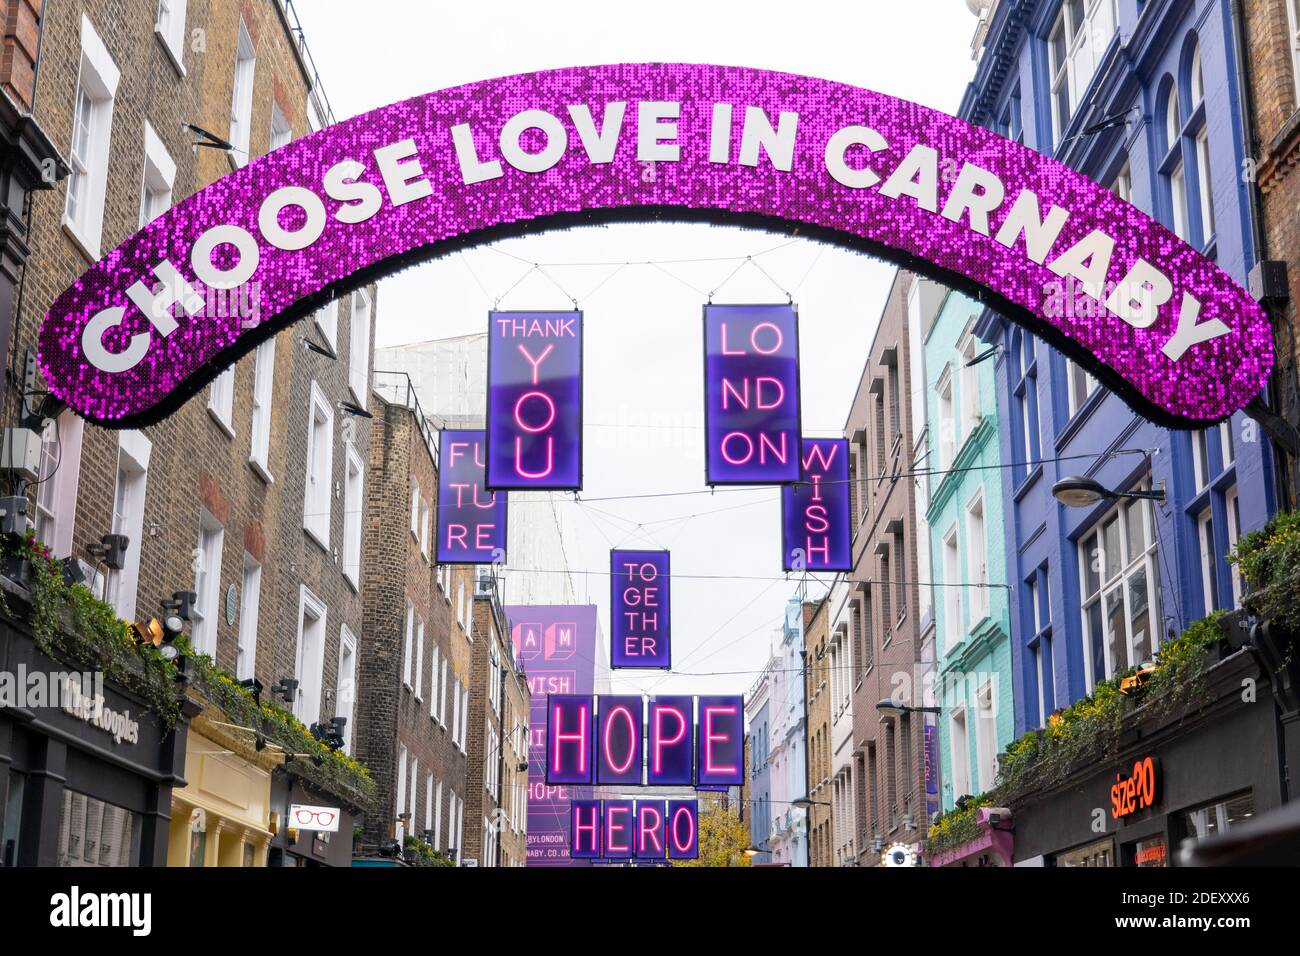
[1110,756,1160,820]
[571,799,699,860]
[545,694,744,787]
[610,549,670,669]
[703,304,801,485]
[486,310,582,490]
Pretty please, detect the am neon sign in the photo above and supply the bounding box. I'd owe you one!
[570,799,699,860]
[38,64,1269,430]
[545,694,744,787]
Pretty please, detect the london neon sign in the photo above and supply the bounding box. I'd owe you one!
[38,65,1269,429]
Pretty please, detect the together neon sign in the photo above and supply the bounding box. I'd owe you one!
[546,693,743,787]
[610,549,671,669]
[38,64,1269,429]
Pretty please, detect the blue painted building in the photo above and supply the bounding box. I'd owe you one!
[960,0,1276,736]
[921,289,1016,810]
[745,668,773,864]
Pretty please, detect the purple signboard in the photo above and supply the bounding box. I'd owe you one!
[39,64,1272,431]
[695,695,744,787]
[635,800,668,860]
[647,696,694,786]
[546,694,594,785]
[610,549,671,669]
[667,800,700,860]
[703,304,801,485]
[781,438,852,571]
[486,310,582,490]
[596,695,644,786]
[570,800,602,859]
[508,604,598,867]
[436,430,507,565]
[602,800,636,859]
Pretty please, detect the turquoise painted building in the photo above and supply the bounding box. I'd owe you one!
[920,289,1015,812]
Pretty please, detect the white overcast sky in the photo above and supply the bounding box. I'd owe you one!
[296,0,980,697]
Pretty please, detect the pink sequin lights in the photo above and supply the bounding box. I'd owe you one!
[37,63,1271,427]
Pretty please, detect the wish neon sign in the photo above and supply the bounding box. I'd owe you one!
[486,310,582,490]
[38,64,1269,430]
[546,694,743,787]
[781,438,852,571]
[570,799,698,860]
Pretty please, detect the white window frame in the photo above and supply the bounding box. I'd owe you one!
[1048,0,1119,144]
[949,705,971,800]
[314,299,339,353]
[957,332,981,441]
[208,368,235,437]
[236,554,261,682]
[104,430,151,622]
[269,101,292,153]
[35,411,84,558]
[942,525,962,651]
[1288,0,1300,106]
[1194,126,1215,243]
[433,781,443,850]
[936,366,955,470]
[414,617,425,702]
[410,479,421,538]
[403,600,415,688]
[1078,487,1162,691]
[1033,640,1047,729]
[154,0,187,74]
[191,509,225,657]
[249,338,275,482]
[396,744,409,841]
[459,686,469,751]
[294,585,328,725]
[430,644,441,720]
[63,15,119,260]
[342,442,364,588]
[228,18,256,166]
[1065,358,1097,419]
[1225,487,1243,607]
[966,489,989,626]
[138,121,175,227]
[349,290,373,404]
[337,625,357,754]
[450,675,460,740]
[1198,507,1220,614]
[974,679,998,793]
[303,381,334,549]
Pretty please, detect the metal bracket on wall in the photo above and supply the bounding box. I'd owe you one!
[1244,396,1300,459]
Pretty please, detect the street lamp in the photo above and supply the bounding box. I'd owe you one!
[875,697,942,718]
[791,797,833,809]
[743,846,762,858]
[1051,476,1165,509]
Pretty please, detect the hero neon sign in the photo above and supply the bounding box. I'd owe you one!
[38,64,1269,429]
[570,799,699,860]
[545,693,743,787]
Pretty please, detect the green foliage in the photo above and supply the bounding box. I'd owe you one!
[670,802,753,867]
[927,793,993,857]
[1230,510,1300,633]
[2,531,181,726]
[403,834,456,867]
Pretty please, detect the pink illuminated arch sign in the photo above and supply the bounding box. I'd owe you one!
[38,64,1270,428]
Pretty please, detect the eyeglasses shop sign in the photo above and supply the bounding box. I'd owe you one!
[289,804,341,832]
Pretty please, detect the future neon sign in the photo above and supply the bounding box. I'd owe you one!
[486,310,582,489]
[546,693,743,787]
[610,549,671,668]
[570,799,699,860]
[703,304,802,484]
[435,430,507,564]
[38,64,1270,429]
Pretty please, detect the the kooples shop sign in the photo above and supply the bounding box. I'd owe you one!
[571,799,699,861]
[40,65,1269,429]
[546,694,743,787]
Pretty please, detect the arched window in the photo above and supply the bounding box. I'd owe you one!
[1160,39,1215,247]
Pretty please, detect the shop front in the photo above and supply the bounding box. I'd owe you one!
[268,773,357,867]
[0,610,190,867]
[166,711,275,867]
[1011,649,1283,867]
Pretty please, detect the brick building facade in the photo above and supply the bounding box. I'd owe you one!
[11,0,377,865]
[803,595,832,867]
[462,578,529,866]
[1243,0,1300,501]
[845,270,928,866]
[357,379,472,859]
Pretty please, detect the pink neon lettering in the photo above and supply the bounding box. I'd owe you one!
[606,804,631,854]
[755,376,784,409]
[639,805,663,853]
[751,321,783,354]
[574,804,599,852]
[703,705,738,775]
[802,442,838,472]
[446,524,467,548]
[449,441,468,467]
[719,322,743,355]
[516,342,555,384]
[804,504,829,533]
[758,431,787,464]
[653,706,687,773]
[721,431,754,465]
[514,435,554,479]
[604,705,637,774]
[670,806,696,851]
[513,390,556,433]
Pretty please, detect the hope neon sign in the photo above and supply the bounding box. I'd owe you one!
[38,64,1268,429]
[610,549,671,669]
[546,694,743,787]
[703,304,802,484]
[781,438,852,571]
[486,310,582,489]
[570,799,699,860]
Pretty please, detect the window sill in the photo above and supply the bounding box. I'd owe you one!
[154,28,186,77]
[60,217,99,264]
[207,405,236,439]
[303,523,330,554]
[249,456,274,485]
[343,570,360,593]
